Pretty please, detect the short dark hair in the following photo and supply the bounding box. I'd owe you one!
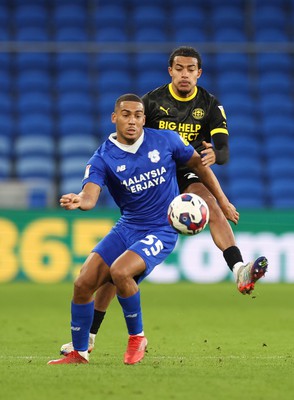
[115,93,144,110]
[169,46,202,69]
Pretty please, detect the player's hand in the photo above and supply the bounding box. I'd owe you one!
[200,141,216,167]
[220,201,239,225]
[60,193,81,210]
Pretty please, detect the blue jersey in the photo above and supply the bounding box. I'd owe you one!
[83,127,194,229]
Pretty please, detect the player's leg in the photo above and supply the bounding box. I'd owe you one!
[48,253,112,364]
[184,180,268,294]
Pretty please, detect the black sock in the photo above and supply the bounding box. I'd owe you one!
[223,246,243,271]
[90,310,106,335]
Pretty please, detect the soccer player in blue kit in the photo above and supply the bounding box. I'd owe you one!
[48,94,240,365]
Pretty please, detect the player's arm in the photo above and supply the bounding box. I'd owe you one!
[60,182,101,211]
[185,151,239,224]
[200,135,229,167]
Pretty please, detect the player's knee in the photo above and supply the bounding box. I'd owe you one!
[110,265,127,285]
[74,276,95,298]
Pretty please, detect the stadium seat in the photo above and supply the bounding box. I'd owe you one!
[96,71,134,94]
[212,28,248,42]
[256,72,292,95]
[59,114,94,137]
[18,113,54,136]
[14,27,49,41]
[14,5,48,28]
[0,28,10,41]
[133,27,167,43]
[259,95,294,117]
[171,27,208,45]
[264,135,294,159]
[255,53,292,74]
[56,70,91,93]
[221,93,255,115]
[267,157,294,180]
[227,178,266,208]
[16,70,51,92]
[132,6,167,29]
[17,92,52,114]
[57,93,93,115]
[226,114,258,138]
[216,72,253,95]
[208,0,246,6]
[15,53,51,70]
[55,53,89,71]
[15,156,56,180]
[0,156,12,180]
[0,93,13,114]
[95,27,129,42]
[59,176,83,196]
[260,115,294,138]
[53,5,87,28]
[15,135,55,157]
[0,115,14,137]
[210,6,245,30]
[229,136,261,158]
[0,53,10,69]
[59,156,88,178]
[58,135,98,158]
[96,92,119,117]
[94,52,131,72]
[134,53,168,73]
[227,156,264,180]
[254,28,289,42]
[136,71,169,96]
[55,27,88,42]
[93,5,128,29]
[0,71,11,92]
[269,179,294,208]
[214,53,250,73]
[0,5,9,27]
[253,6,287,31]
[0,134,11,156]
[170,6,206,31]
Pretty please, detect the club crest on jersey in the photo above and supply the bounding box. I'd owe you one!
[192,108,205,120]
[148,150,160,163]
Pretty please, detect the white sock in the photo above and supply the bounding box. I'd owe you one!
[232,262,244,281]
[133,331,144,337]
[78,350,89,361]
[89,333,96,346]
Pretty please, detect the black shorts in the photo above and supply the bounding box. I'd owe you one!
[176,165,201,193]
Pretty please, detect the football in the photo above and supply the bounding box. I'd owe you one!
[167,193,209,235]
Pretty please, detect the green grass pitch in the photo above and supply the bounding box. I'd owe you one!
[0,282,293,400]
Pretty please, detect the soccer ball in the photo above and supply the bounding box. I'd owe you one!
[167,193,209,235]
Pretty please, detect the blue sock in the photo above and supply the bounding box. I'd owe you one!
[117,291,143,335]
[71,301,94,351]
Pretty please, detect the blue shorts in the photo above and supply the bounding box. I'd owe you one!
[92,222,178,284]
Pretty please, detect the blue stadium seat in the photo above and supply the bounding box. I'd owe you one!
[221,93,255,115]
[227,178,266,208]
[15,53,51,70]
[98,117,116,140]
[95,27,128,42]
[96,71,134,94]
[133,27,167,43]
[208,0,246,6]
[0,71,11,92]
[170,6,206,30]
[253,6,287,30]
[255,53,292,74]
[269,179,294,208]
[94,53,131,72]
[53,5,87,28]
[264,135,294,159]
[267,157,294,181]
[57,93,92,115]
[229,137,261,158]
[0,93,13,114]
[134,53,168,73]
[55,27,88,42]
[227,114,258,138]
[94,5,128,29]
[56,70,91,93]
[15,156,56,180]
[59,177,83,196]
[0,134,11,156]
[212,28,247,42]
[210,6,245,30]
[14,5,47,28]
[18,113,54,136]
[59,156,88,178]
[132,6,167,29]
[136,71,169,96]
[259,95,294,117]
[96,92,119,116]
[0,28,10,41]
[17,92,52,114]
[214,53,249,73]
[256,72,292,95]
[227,156,264,180]
[254,28,289,42]
[171,27,207,44]
[0,53,10,69]
[0,5,9,27]
[15,135,55,157]
[0,156,12,180]
[15,27,49,41]
[261,115,294,138]
[16,70,51,92]
[59,114,94,137]
[55,53,89,71]
[216,72,253,95]
[0,115,14,137]
[58,135,98,158]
